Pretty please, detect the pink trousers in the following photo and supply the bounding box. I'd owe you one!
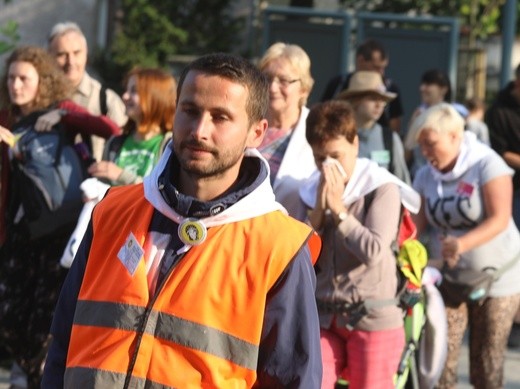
[320,321,405,389]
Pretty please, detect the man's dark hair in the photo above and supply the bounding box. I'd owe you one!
[515,63,520,79]
[421,68,452,102]
[356,39,387,61]
[176,53,269,124]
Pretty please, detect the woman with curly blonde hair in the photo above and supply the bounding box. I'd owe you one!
[0,46,120,388]
[0,46,71,113]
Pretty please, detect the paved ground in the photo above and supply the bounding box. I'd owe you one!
[457,341,520,389]
[1,336,520,388]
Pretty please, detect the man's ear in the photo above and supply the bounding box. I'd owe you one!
[353,133,359,148]
[246,119,268,149]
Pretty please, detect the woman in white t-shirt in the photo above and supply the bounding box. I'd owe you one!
[407,103,520,389]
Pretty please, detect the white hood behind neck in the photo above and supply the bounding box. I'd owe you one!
[428,131,503,198]
[143,145,286,227]
[428,131,496,183]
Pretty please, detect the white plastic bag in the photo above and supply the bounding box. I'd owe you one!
[59,178,110,268]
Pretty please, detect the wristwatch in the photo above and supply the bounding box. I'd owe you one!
[337,211,348,222]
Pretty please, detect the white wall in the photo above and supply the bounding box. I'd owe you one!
[0,0,103,72]
[483,36,520,93]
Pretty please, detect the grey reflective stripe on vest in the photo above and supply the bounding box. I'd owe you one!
[154,310,258,369]
[64,366,169,388]
[73,299,259,370]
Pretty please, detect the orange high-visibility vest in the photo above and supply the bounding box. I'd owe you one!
[65,184,320,388]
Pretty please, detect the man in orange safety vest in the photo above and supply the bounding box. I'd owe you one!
[42,53,322,388]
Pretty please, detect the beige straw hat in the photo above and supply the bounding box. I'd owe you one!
[337,70,396,102]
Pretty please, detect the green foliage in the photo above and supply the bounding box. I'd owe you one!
[95,0,188,87]
[0,20,19,55]
[95,0,244,89]
[164,0,245,54]
[341,0,505,41]
[457,0,504,39]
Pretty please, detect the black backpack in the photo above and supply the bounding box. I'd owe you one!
[9,110,90,239]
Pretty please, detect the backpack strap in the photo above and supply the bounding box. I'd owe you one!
[103,134,127,162]
[359,187,411,317]
[363,298,401,310]
[382,126,394,174]
[332,73,351,98]
[363,188,400,255]
[99,85,108,116]
[363,188,375,213]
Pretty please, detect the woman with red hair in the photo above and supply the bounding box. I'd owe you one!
[59,68,176,269]
[88,67,176,185]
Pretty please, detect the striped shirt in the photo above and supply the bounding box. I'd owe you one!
[259,128,292,185]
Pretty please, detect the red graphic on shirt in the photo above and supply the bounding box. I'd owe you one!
[456,181,474,197]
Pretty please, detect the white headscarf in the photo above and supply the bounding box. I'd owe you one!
[299,158,421,214]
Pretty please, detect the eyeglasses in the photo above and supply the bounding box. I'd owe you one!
[265,75,301,88]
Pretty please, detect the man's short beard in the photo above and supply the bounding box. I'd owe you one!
[174,141,244,180]
[179,153,243,180]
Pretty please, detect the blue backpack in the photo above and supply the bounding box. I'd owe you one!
[9,110,90,239]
